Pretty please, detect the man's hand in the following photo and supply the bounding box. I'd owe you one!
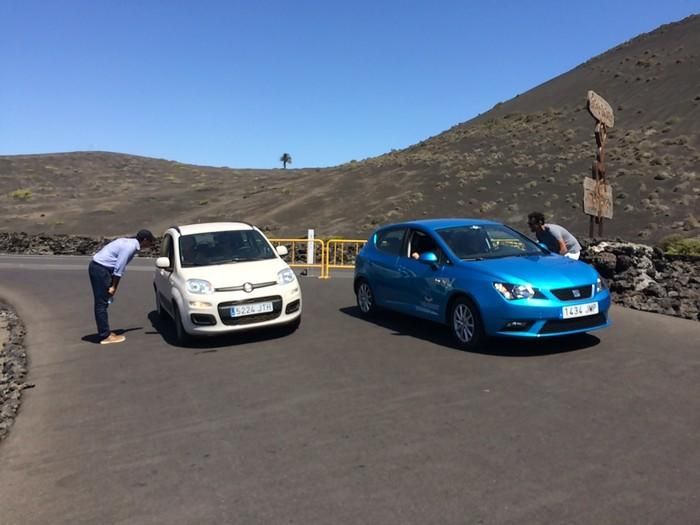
[108,286,117,296]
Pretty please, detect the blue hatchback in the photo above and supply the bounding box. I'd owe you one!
[353,218,611,349]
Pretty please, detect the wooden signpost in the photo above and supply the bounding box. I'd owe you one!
[584,90,614,237]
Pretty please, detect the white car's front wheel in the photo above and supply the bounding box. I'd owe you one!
[172,303,190,346]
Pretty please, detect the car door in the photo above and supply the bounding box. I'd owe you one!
[367,227,407,308]
[154,234,175,314]
[398,229,451,319]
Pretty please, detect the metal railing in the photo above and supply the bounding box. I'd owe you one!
[323,239,367,279]
[269,238,326,278]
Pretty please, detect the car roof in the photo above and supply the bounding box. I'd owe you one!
[383,218,503,231]
[173,222,255,236]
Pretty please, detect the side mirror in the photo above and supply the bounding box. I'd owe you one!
[419,251,439,264]
[276,245,289,256]
[537,242,551,253]
[156,257,171,269]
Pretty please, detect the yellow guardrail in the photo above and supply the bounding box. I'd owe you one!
[323,239,367,279]
[269,238,326,278]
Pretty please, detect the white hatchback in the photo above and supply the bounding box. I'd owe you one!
[153,222,302,343]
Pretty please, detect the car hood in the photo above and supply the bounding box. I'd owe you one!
[179,258,288,288]
[457,255,599,289]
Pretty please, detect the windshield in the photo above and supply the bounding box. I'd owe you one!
[179,230,276,267]
[437,224,544,260]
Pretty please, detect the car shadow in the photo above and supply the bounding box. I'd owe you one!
[339,306,600,357]
[145,311,295,350]
[81,327,144,344]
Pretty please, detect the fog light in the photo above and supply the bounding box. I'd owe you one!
[503,320,533,331]
[189,301,212,309]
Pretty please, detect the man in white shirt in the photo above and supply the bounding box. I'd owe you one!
[89,229,155,344]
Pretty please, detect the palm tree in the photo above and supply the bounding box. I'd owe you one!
[280,153,292,169]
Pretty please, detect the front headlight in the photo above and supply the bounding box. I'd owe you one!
[277,268,296,285]
[595,276,607,293]
[186,279,214,294]
[494,282,535,300]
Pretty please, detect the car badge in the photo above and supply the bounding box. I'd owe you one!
[243,282,254,293]
[572,289,581,298]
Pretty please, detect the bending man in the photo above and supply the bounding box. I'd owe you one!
[88,229,156,344]
[527,212,581,260]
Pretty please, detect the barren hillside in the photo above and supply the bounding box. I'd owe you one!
[1,14,698,243]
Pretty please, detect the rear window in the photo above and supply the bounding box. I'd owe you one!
[375,228,406,256]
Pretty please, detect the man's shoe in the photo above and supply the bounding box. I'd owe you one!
[100,333,126,345]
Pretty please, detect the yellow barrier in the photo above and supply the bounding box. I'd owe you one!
[324,239,367,279]
[269,238,326,278]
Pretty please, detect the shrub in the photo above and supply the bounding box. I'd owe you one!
[659,235,700,256]
[9,188,32,200]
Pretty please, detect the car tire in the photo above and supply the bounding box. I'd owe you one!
[356,279,377,317]
[449,297,483,350]
[154,288,167,319]
[172,303,190,345]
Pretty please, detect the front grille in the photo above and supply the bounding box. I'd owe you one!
[218,295,282,326]
[551,285,593,301]
[539,313,606,334]
[215,281,277,292]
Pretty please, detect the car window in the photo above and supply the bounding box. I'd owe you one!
[438,225,543,260]
[161,234,173,259]
[180,230,276,267]
[375,228,406,256]
[407,229,445,261]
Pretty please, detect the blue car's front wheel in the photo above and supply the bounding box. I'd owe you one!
[450,298,483,350]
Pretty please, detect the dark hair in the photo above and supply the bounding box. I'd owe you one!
[136,229,156,243]
[527,212,545,225]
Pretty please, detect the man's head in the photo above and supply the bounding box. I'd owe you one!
[136,229,156,248]
[527,212,546,233]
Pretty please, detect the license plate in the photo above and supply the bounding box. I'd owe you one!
[230,302,273,317]
[562,302,599,319]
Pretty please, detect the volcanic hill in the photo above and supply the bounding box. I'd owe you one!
[1,14,698,244]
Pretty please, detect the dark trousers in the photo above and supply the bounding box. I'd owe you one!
[89,261,112,339]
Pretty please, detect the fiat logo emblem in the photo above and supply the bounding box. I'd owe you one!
[243,282,254,293]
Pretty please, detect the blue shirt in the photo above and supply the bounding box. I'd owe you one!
[93,238,140,277]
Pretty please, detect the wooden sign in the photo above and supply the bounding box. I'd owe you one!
[583,177,613,219]
[587,90,615,128]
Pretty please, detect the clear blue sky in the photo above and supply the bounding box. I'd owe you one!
[2,0,698,169]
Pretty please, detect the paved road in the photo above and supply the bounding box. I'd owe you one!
[0,255,699,524]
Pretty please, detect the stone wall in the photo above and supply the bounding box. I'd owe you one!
[581,239,699,321]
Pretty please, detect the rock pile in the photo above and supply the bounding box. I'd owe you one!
[0,303,29,441]
[0,232,160,257]
[581,240,700,321]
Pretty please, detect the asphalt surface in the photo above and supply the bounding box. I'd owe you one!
[0,254,699,524]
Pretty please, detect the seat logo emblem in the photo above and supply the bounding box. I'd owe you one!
[243,282,254,293]
[572,289,581,298]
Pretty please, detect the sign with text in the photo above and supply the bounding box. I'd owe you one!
[583,177,613,219]
[587,90,615,128]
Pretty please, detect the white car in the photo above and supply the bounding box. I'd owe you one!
[153,222,302,343]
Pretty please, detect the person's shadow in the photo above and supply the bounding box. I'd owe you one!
[144,311,297,350]
[81,327,143,344]
[339,306,600,357]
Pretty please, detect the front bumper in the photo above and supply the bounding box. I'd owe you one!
[180,284,302,336]
[482,291,612,338]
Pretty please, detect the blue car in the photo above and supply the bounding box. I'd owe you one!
[353,219,611,349]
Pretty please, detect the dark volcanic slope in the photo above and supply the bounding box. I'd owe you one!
[1,15,698,243]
